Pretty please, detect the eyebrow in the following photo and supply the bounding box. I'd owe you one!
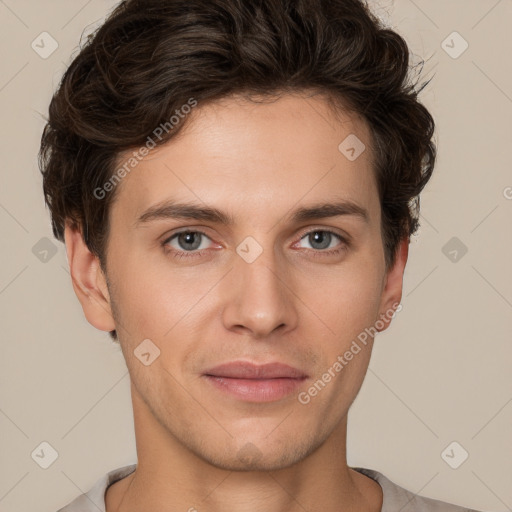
[134,198,369,227]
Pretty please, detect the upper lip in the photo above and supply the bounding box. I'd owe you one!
[203,361,308,379]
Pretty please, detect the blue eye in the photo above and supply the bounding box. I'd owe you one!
[297,230,345,251]
[162,230,212,260]
[161,228,349,262]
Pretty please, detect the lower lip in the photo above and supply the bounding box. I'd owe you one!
[203,375,307,402]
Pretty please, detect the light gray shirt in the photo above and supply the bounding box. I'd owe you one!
[56,464,484,512]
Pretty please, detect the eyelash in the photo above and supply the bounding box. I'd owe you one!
[162,228,350,261]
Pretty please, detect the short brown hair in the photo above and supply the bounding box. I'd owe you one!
[39,0,436,341]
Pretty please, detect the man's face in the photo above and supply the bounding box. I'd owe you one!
[98,92,403,470]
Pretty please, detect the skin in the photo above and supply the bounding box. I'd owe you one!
[64,91,408,512]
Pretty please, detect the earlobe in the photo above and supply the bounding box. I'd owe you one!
[64,222,116,333]
[376,238,409,333]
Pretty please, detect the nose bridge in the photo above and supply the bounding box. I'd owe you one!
[221,236,298,337]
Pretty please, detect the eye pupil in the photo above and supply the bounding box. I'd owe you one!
[309,231,331,250]
[178,231,202,251]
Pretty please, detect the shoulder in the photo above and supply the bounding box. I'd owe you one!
[352,467,485,512]
[56,464,137,512]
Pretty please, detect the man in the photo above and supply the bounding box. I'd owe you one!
[39,0,485,510]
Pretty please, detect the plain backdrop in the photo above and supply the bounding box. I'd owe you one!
[0,1,511,511]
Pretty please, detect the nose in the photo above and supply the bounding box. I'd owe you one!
[221,245,299,339]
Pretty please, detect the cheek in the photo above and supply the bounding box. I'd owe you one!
[307,270,381,408]
[307,260,383,341]
[109,252,220,340]
[109,233,384,344]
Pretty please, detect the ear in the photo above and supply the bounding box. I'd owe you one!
[64,222,116,332]
[376,237,409,333]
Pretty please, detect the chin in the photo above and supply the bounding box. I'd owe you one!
[194,434,322,473]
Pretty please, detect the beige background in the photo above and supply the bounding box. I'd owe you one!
[0,0,511,511]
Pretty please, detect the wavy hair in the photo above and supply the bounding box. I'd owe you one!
[39,0,436,341]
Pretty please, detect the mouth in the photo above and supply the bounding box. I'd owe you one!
[202,361,308,402]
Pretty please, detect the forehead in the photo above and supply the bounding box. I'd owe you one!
[109,92,379,227]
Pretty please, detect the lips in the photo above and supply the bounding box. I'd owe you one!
[203,361,308,379]
[202,361,309,402]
